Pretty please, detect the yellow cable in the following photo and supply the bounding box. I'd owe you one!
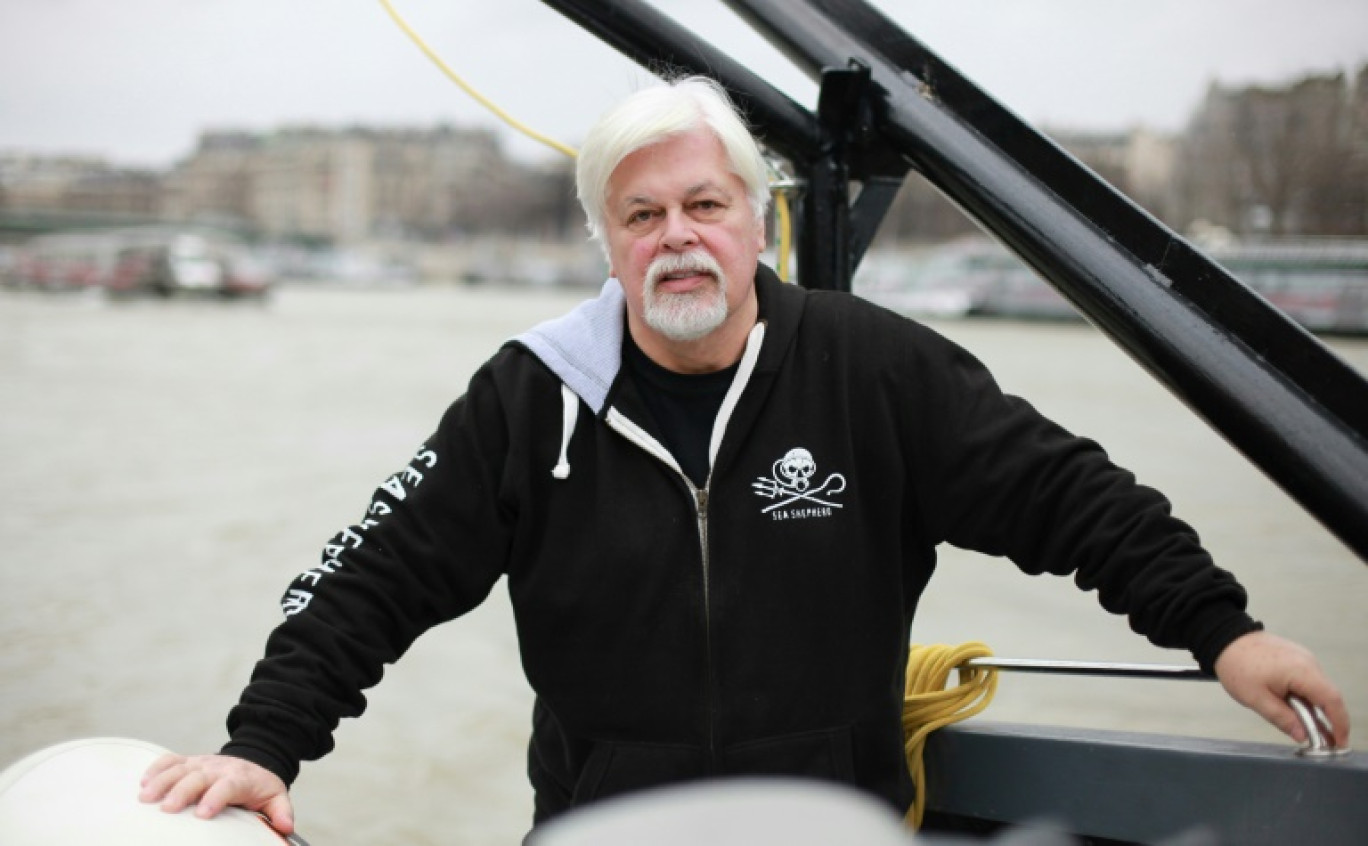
[902,642,999,830]
[378,0,579,159]
[774,189,792,283]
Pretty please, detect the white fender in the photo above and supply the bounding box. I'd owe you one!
[0,738,299,845]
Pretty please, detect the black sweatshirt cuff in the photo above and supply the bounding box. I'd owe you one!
[1192,615,1265,676]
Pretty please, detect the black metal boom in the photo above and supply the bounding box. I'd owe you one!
[538,0,1368,564]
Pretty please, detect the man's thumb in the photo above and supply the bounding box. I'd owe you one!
[259,794,295,836]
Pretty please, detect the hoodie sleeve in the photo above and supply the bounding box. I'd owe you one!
[904,324,1260,674]
[221,356,517,785]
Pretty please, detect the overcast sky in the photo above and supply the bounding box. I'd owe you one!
[3,0,1366,168]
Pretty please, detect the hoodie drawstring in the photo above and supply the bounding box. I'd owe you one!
[552,383,579,479]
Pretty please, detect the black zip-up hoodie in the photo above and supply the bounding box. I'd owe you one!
[222,266,1259,822]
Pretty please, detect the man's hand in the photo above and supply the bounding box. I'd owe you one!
[1214,630,1350,749]
[138,753,295,835]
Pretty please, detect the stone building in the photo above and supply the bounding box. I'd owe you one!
[0,154,162,222]
[161,132,258,229]
[166,125,511,244]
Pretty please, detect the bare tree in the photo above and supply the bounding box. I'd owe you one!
[1178,67,1367,239]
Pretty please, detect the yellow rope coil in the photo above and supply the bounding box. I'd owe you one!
[902,642,999,829]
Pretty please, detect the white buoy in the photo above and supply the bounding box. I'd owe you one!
[0,738,296,845]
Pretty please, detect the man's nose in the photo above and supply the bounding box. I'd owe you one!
[660,208,699,251]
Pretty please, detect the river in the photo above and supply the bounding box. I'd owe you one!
[1,283,1364,845]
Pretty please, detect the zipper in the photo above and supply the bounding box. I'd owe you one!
[605,408,719,770]
[695,485,710,624]
[693,483,717,770]
[597,322,767,774]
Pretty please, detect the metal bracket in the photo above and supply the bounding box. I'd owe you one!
[796,59,910,290]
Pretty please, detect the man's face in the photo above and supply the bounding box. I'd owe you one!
[603,128,765,355]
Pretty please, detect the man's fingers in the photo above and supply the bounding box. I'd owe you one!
[1324,698,1351,748]
[1255,693,1307,742]
[194,776,238,820]
[1250,682,1351,748]
[160,768,212,814]
[140,752,185,787]
[138,760,189,803]
[1290,681,1351,748]
[196,773,295,833]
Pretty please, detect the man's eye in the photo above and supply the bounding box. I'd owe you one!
[627,210,655,225]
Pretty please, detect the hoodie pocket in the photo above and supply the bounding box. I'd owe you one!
[720,726,857,782]
[573,741,708,805]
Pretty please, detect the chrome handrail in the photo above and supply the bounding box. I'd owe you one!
[961,657,1350,757]
[964,657,1211,680]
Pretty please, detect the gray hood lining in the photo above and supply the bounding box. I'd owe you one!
[514,278,625,415]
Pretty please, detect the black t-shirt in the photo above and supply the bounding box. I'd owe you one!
[623,334,739,488]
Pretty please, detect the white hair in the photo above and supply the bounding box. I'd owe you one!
[576,76,771,249]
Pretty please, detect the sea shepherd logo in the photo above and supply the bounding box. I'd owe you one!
[752,448,847,520]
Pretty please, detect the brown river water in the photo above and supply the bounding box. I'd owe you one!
[2,283,1365,844]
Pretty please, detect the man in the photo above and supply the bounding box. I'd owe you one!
[140,76,1349,837]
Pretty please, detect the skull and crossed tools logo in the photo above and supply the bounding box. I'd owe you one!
[752,447,847,518]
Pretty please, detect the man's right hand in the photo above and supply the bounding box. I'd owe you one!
[138,753,295,835]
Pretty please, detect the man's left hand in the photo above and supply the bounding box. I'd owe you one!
[1214,630,1349,748]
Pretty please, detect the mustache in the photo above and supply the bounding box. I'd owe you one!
[644,250,725,291]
